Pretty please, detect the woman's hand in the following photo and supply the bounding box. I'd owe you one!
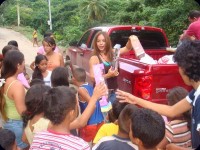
[116,89,138,104]
[107,67,119,78]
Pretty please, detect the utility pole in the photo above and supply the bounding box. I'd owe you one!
[48,0,52,30]
[17,0,20,26]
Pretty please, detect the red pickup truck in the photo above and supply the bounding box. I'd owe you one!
[66,25,191,104]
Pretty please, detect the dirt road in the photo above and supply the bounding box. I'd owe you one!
[0,27,37,65]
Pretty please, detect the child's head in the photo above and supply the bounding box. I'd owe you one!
[167,86,188,106]
[32,54,48,80]
[174,40,200,85]
[0,128,17,150]
[30,78,45,87]
[73,67,86,83]
[43,86,78,125]
[2,45,18,57]
[188,10,200,22]
[42,37,56,53]
[51,67,69,87]
[107,100,128,123]
[118,104,138,135]
[130,108,165,149]
[7,40,18,48]
[22,84,51,128]
[167,86,191,129]
[44,32,54,38]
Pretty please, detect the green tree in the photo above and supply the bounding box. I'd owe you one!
[80,0,108,22]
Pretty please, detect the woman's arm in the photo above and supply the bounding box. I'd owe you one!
[59,53,64,67]
[119,38,132,55]
[30,61,35,71]
[116,89,192,118]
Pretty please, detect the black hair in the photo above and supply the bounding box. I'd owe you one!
[130,108,165,149]
[30,78,45,87]
[2,45,18,57]
[167,86,191,129]
[118,104,138,135]
[32,54,48,80]
[73,67,86,82]
[7,40,18,48]
[44,32,53,38]
[42,37,56,51]
[188,10,200,19]
[173,40,200,82]
[108,100,128,123]
[22,84,51,128]
[0,128,16,150]
[43,86,76,125]
[51,67,69,87]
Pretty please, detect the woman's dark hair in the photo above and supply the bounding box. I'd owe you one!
[174,40,200,82]
[1,50,24,79]
[42,37,56,51]
[51,67,69,87]
[0,50,24,120]
[32,54,48,80]
[167,86,191,129]
[22,84,51,128]
[43,86,76,125]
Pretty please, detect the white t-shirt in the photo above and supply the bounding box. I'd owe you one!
[43,71,52,87]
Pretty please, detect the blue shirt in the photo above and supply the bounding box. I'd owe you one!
[186,86,200,148]
[79,83,104,125]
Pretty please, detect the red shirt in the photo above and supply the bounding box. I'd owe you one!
[186,18,200,40]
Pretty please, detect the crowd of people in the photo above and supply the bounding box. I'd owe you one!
[0,9,200,150]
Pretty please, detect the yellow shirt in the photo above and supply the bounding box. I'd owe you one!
[25,117,50,144]
[33,31,37,38]
[93,123,119,144]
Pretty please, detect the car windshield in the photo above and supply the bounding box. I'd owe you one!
[110,30,167,49]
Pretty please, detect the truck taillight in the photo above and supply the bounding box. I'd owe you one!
[134,75,152,100]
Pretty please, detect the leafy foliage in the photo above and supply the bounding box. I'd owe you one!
[0,0,200,46]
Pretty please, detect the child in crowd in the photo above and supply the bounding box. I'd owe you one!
[22,84,51,144]
[29,78,45,87]
[7,40,18,48]
[37,32,59,55]
[117,40,200,149]
[73,67,104,142]
[93,100,128,144]
[32,54,52,87]
[157,86,191,149]
[130,108,165,150]
[30,86,90,149]
[0,128,17,150]
[93,104,138,150]
[51,67,69,87]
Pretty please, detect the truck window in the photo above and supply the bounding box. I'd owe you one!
[78,31,91,48]
[110,30,167,49]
